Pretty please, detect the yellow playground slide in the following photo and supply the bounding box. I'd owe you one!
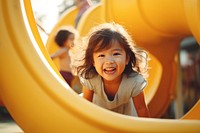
[0,0,200,132]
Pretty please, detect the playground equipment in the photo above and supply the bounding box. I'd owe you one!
[0,0,200,132]
[47,0,200,118]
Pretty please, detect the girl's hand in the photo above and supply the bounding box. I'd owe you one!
[82,86,94,102]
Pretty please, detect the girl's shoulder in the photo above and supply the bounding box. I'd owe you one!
[126,71,147,85]
[122,72,147,96]
[79,75,101,90]
[128,71,144,79]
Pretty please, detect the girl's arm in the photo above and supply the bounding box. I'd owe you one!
[132,91,150,117]
[82,86,94,102]
[50,48,67,59]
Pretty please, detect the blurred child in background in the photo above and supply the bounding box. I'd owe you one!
[51,26,79,87]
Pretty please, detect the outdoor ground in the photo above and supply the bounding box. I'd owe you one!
[0,107,23,133]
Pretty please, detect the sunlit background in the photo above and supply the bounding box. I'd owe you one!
[31,0,100,44]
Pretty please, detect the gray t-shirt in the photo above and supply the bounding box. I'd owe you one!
[80,72,147,116]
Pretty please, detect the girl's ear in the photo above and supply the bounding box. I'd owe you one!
[126,55,130,65]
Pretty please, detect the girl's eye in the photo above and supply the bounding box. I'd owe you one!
[98,54,105,57]
[113,52,121,56]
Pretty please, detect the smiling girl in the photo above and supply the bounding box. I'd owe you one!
[71,22,150,117]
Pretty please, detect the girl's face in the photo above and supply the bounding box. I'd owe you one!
[93,41,129,82]
[64,34,75,48]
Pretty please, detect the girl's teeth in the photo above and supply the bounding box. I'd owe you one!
[104,68,116,74]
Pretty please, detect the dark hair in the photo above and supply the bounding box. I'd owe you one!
[54,29,73,47]
[74,23,149,79]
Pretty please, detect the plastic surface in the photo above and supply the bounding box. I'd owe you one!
[0,0,200,132]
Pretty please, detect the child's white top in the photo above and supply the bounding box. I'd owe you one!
[80,72,147,116]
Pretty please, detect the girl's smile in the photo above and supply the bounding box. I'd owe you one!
[103,67,116,75]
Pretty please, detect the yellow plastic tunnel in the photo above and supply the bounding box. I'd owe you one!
[0,0,200,133]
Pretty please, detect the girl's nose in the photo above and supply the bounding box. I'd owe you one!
[105,57,114,64]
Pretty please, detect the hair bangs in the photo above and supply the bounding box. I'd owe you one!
[93,37,113,52]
